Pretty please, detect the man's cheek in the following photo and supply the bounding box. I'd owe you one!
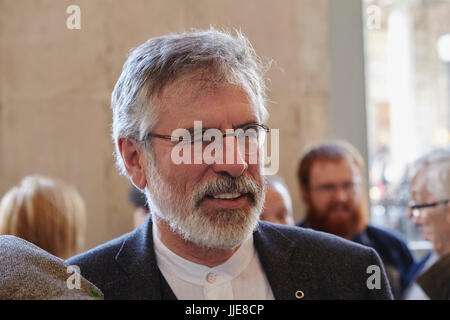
[315,206,330,218]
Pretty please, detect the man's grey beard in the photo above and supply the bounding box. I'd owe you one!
[144,152,265,250]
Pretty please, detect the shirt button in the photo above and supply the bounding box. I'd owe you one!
[206,273,216,283]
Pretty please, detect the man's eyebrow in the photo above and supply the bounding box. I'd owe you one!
[184,121,261,134]
[184,127,213,134]
[233,121,260,129]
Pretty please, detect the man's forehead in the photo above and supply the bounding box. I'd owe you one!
[410,170,433,200]
[154,81,259,129]
[158,75,221,104]
[411,186,434,202]
[310,158,360,182]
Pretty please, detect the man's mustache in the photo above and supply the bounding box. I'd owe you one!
[193,175,260,207]
[327,202,352,212]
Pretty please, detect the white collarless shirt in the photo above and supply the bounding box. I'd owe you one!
[152,224,274,300]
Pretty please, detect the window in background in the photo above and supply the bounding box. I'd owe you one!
[363,0,450,257]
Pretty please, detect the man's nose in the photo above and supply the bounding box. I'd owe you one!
[211,135,247,177]
[334,186,349,202]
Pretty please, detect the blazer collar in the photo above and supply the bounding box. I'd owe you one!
[114,216,176,299]
[254,222,317,300]
[114,217,312,300]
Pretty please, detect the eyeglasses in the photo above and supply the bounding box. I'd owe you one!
[140,123,270,156]
[309,181,361,195]
[409,199,450,217]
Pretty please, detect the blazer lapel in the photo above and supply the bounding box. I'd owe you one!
[253,222,318,300]
[114,216,176,299]
[113,218,316,300]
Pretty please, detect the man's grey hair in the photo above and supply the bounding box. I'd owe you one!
[423,161,450,200]
[408,147,450,182]
[111,27,269,177]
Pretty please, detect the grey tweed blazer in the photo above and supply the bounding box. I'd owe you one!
[0,235,103,300]
[67,217,393,300]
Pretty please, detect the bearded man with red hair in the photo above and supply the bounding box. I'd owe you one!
[297,141,415,299]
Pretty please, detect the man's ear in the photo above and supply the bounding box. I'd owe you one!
[118,137,147,190]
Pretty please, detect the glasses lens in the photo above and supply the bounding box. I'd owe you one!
[184,126,268,158]
[235,127,263,155]
[257,128,267,148]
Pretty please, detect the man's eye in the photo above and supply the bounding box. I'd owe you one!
[242,125,259,131]
[244,129,258,137]
[191,134,215,144]
[236,126,258,139]
[343,183,355,189]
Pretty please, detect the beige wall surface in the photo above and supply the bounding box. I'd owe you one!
[0,0,331,251]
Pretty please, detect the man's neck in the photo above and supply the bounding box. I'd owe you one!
[152,215,239,268]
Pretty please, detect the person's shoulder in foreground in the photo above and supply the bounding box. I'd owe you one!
[68,218,393,300]
[0,235,103,300]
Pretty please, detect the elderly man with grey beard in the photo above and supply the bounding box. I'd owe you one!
[67,28,393,300]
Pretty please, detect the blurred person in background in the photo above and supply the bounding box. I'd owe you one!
[296,141,415,299]
[260,175,294,226]
[0,175,86,259]
[408,147,450,226]
[128,185,150,228]
[404,147,450,299]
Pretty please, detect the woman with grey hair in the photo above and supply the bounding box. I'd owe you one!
[408,161,450,299]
